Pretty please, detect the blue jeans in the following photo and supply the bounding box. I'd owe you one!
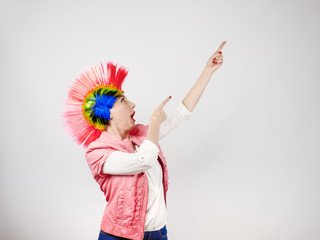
[98,225,168,240]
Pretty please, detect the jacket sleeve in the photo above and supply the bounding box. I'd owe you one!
[159,100,193,140]
[85,143,116,178]
[102,139,160,175]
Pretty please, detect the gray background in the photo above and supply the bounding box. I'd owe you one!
[1,0,319,239]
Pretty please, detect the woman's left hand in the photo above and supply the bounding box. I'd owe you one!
[205,41,226,73]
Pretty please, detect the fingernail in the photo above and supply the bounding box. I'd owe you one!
[218,51,222,54]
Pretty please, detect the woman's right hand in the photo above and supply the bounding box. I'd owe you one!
[205,41,226,73]
[149,96,172,125]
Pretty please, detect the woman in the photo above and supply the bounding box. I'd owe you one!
[63,41,226,240]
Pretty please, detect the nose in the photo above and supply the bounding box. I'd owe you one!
[131,102,136,109]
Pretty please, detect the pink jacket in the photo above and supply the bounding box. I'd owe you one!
[85,124,169,240]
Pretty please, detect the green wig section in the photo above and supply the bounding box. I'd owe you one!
[82,84,124,130]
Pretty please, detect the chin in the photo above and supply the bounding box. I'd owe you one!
[129,122,136,130]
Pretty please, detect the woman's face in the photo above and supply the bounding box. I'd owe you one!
[109,95,136,131]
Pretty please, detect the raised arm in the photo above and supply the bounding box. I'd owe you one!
[182,41,226,112]
[103,96,172,175]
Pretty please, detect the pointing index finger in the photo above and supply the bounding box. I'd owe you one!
[159,96,172,108]
[215,41,226,54]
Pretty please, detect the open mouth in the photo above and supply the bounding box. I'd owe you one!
[131,111,135,122]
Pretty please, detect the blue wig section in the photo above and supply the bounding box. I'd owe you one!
[92,94,117,120]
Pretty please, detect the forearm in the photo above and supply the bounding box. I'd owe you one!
[102,139,159,175]
[182,68,214,112]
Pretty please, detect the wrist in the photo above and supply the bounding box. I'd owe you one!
[146,123,160,146]
[149,119,161,127]
[203,67,215,76]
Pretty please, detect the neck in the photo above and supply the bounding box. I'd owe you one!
[106,126,130,140]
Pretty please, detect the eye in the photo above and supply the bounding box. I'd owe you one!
[121,97,125,102]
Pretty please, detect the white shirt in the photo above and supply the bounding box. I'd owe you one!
[102,100,192,230]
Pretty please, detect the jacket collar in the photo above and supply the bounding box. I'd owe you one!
[99,129,141,146]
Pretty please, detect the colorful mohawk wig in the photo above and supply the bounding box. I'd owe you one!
[63,62,128,148]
